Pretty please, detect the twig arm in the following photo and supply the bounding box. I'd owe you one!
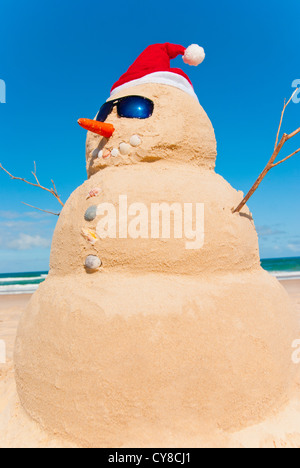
[274,90,298,149]
[273,148,300,168]
[233,90,300,214]
[22,202,61,216]
[233,165,272,213]
[287,127,300,139]
[0,163,65,214]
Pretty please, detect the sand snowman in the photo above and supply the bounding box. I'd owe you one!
[14,43,300,448]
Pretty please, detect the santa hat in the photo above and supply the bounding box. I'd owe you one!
[110,43,205,100]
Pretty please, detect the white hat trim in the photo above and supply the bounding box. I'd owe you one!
[110,71,198,101]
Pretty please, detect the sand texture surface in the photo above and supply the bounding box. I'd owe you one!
[2,84,300,448]
[1,281,300,448]
[0,295,76,448]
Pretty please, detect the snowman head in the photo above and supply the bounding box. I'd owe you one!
[79,43,217,177]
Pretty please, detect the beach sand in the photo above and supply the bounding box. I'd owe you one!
[1,280,300,448]
[0,295,31,362]
[0,293,76,448]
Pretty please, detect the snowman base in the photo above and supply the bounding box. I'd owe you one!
[9,269,300,448]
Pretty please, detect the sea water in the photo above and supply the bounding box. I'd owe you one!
[0,258,299,295]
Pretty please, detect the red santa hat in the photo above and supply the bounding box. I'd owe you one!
[110,43,205,100]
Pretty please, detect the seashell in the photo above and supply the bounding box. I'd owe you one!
[86,188,101,200]
[81,228,99,245]
[130,135,142,147]
[85,255,102,270]
[98,150,103,158]
[84,205,97,222]
[119,142,131,155]
[111,148,119,157]
[102,148,111,159]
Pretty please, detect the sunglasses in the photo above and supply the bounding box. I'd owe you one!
[96,95,154,122]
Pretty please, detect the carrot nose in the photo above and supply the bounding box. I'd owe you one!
[78,118,115,138]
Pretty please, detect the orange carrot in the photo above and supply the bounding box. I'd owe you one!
[78,119,115,138]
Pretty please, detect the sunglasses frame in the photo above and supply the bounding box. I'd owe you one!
[96,95,154,122]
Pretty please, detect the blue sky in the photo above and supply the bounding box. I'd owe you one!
[0,0,299,273]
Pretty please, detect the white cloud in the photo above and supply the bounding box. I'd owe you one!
[257,225,286,237]
[6,234,51,251]
[288,243,300,253]
[0,210,52,221]
[0,210,21,220]
[0,220,49,229]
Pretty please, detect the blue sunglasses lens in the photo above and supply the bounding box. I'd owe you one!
[96,102,114,122]
[96,96,154,122]
[118,96,154,119]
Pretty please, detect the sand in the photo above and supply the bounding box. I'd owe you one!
[15,83,292,448]
[1,84,300,448]
[0,295,31,361]
[0,293,76,448]
[1,280,300,448]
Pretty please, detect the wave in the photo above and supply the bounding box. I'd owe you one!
[1,262,300,296]
[0,284,40,295]
[270,271,300,280]
[0,276,46,283]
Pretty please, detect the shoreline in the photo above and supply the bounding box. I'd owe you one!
[0,279,299,360]
[1,277,300,299]
[1,265,300,296]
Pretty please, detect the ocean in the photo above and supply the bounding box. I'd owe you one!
[261,257,300,281]
[0,271,48,295]
[0,258,300,295]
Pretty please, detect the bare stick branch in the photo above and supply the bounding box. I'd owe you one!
[275,89,298,149]
[287,127,300,140]
[233,164,273,214]
[233,90,300,214]
[272,148,300,168]
[22,202,61,216]
[0,163,65,209]
[31,161,40,186]
[275,99,286,150]
[51,179,59,197]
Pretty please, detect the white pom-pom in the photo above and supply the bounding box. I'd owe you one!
[183,44,205,66]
